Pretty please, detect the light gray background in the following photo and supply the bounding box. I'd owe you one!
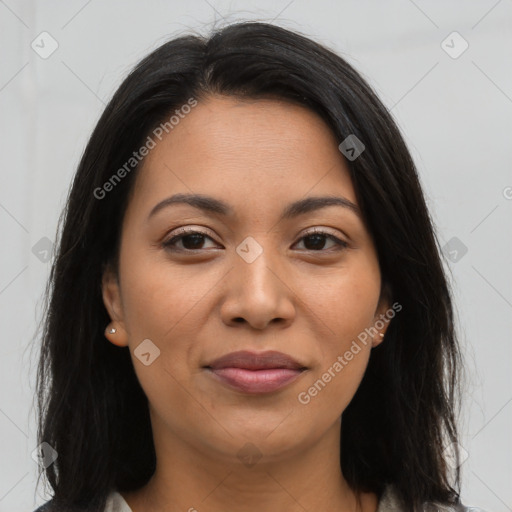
[1,1,511,511]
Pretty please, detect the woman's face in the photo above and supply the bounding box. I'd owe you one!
[103,95,390,467]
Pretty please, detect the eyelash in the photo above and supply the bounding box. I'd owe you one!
[162,227,349,253]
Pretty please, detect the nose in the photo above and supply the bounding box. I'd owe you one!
[220,242,296,330]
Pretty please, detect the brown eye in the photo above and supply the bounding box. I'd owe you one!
[162,229,219,252]
[294,231,348,252]
[161,228,348,254]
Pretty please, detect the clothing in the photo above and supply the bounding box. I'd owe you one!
[104,491,130,512]
[106,485,476,511]
[375,485,472,511]
[35,484,475,511]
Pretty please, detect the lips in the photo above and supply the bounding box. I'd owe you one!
[206,350,306,371]
[204,350,307,394]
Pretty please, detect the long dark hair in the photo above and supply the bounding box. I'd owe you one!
[35,20,464,511]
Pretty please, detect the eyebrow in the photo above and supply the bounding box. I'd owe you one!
[148,193,361,221]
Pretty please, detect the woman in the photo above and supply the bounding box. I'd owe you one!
[33,21,474,512]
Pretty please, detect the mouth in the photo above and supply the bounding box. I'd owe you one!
[203,350,308,394]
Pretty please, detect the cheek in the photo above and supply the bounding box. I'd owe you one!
[118,254,210,428]
[294,261,380,411]
[120,249,221,341]
[296,350,370,425]
[300,260,381,345]
[119,249,226,405]
[296,290,374,421]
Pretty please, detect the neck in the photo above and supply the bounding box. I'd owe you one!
[122,418,378,512]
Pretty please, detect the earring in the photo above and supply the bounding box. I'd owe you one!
[107,326,117,334]
[379,333,384,338]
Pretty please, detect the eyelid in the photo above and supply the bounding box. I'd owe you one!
[300,226,344,239]
[162,225,349,252]
[166,226,214,239]
[164,225,346,241]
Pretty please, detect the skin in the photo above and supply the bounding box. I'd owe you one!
[102,95,390,512]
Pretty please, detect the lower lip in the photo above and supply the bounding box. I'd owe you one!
[206,367,304,394]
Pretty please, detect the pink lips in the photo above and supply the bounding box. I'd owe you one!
[204,350,307,394]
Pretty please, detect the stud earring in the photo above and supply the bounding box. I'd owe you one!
[379,333,384,338]
[107,326,117,334]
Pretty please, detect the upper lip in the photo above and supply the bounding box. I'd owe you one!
[204,350,307,371]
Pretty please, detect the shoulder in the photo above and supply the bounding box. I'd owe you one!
[32,501,62,512]
[378,484,484,512]
[33,502,53,512]
[32,500,75,512]
[32,491,131,512]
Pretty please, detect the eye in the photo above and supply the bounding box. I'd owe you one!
[162,227,348,253]
[162,228,219,252]
[293,229,348,252]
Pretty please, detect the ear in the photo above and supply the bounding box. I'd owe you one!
[371,280,393,348]
[102,264,129,347]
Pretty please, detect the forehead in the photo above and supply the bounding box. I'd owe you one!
[129,95,357,219]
